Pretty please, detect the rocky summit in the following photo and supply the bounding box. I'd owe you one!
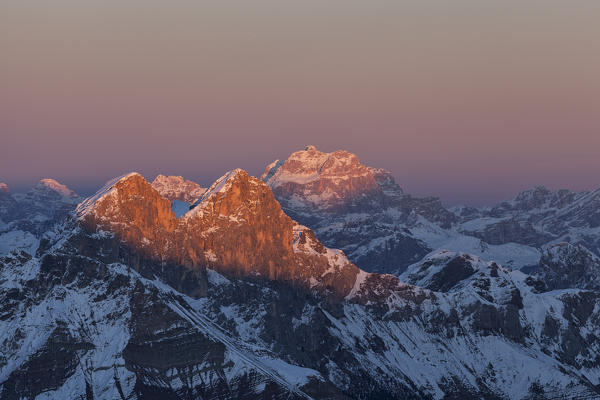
[2,149,600,399]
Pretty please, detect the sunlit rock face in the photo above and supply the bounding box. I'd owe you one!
[77,173,179,261]
[76,169,361,297]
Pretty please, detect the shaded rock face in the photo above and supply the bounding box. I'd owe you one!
[1,325,93,400]
[490,186,577,216]
[423,256,476,293]
[151,174,206,203]
[0,238,326,400]
[6,230,600,400]
[464,219,553,247]
[535,243,600,291]
[0,185,17,222]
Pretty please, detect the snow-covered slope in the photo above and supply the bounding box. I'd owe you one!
[3,157,600,399]
[2,224,600,399]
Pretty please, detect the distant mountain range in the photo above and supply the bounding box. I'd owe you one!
[1,146,600,399]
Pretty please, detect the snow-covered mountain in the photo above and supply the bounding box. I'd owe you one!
[2,168,600,399]
[2,154,600,399]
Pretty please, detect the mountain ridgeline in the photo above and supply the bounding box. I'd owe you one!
[1,146,600,399]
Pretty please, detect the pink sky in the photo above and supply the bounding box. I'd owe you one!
[1,1,599,205]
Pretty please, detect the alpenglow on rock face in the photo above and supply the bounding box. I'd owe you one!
[76,169,361,296]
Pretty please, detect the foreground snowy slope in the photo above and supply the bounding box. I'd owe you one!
[2,171,600,399]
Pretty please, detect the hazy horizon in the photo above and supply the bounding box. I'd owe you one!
[2,1,599,205]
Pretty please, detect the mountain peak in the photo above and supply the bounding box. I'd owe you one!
[187,168,253,213]
[262,147,393,212]
[76,172,146,218]
[76,172,178,261]
[0,182,9,194]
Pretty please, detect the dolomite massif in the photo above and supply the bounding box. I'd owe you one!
[1,146,600,399]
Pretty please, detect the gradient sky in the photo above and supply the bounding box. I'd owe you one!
[1,0,599,205]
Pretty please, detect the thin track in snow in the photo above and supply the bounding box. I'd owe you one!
[166,294,314,400]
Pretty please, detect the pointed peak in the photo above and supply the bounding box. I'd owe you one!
[304,145,318,152]
[209,168,251,190]
[187,169,250,209]
[117,171,144,181]
[101,172,147,190]
[227,168,249,178]
[185,169,271,219]
[76,172,146,218]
